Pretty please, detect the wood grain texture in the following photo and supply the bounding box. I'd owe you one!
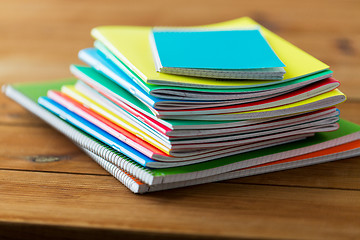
[1,170,360,240]
[0,125,108,175]
[1,0,359,239]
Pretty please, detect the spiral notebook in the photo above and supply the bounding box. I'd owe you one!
[3,80,360,193]
[149,29,285,79]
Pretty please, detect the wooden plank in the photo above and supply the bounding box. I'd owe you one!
[0,0,359,32]
[0,222,217,240]
[0,125,107,175]
[0,169,359,240]
[0,93,47,126]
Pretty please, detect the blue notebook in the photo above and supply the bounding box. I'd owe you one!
[150,29,286,79]
[38,96,155,167]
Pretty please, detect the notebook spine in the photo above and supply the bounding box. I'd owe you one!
[3,85,157,186]
[149,147,360,192]
[161,68,284,80]
[83,149,149,193]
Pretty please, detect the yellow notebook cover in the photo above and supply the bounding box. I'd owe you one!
[61,85,171,154]
[91,17,329,88]
[165,89,346,121]
[232,89,345,115]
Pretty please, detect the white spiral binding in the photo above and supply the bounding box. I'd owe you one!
[161,68,284,80]
[83,149,150,194]
[4,86,156,186]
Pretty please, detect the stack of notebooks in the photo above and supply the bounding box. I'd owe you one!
[4,17,360,193]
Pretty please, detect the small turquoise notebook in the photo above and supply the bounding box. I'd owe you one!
[150,29,286,79]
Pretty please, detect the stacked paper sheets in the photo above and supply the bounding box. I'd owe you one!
[5,17,360,193]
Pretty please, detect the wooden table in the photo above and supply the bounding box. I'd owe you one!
[1,0,359,239]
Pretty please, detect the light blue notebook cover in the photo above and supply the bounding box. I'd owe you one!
[151,29,285,70]
[38,96,155,167]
